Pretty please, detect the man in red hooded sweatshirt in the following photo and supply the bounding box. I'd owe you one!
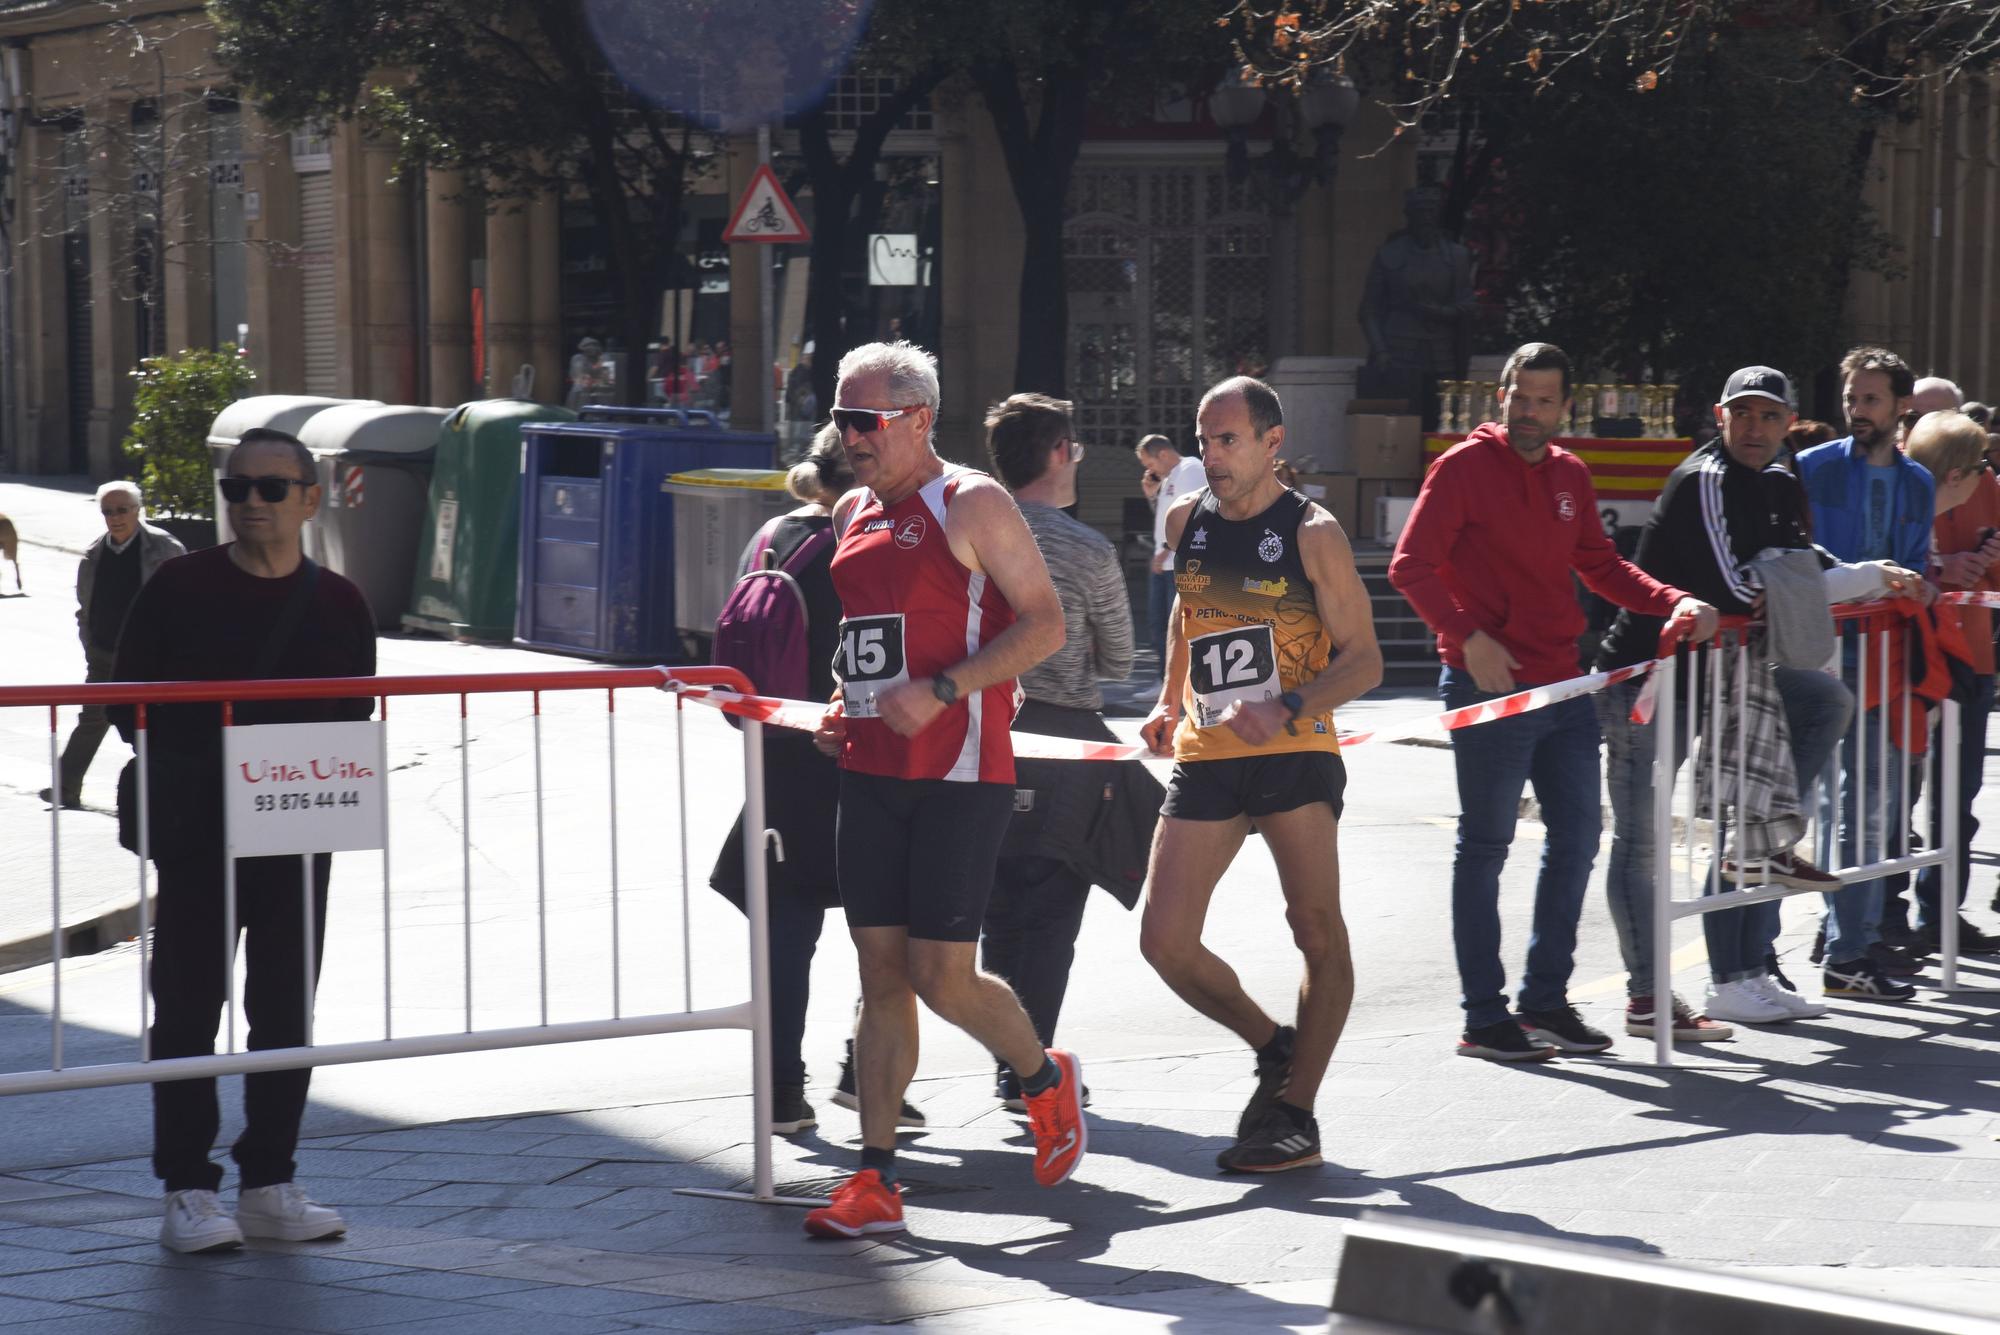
[1391,342,1716,1061]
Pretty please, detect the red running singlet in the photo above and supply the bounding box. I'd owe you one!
[829,465,1020,784]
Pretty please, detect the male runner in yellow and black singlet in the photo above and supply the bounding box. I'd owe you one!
[1137,375,1382,1173]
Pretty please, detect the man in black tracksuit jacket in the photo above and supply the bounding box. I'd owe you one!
[1592,367,1853,1033]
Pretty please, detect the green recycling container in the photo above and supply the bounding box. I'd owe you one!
[404,398,577,640]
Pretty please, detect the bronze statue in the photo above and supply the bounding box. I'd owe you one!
[1357,187,1475,425]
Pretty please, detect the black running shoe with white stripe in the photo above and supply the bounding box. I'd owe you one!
[1823,957,1916,1001]
[1237,1024,1296,1139]
[1216,1101,1321,1174]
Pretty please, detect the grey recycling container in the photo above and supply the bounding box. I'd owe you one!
[297,403,449,629]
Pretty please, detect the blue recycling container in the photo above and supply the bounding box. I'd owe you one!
[514,414,775,660]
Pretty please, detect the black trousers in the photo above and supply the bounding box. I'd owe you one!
[151,848,330,1193]
[981,854,1091,1051]
[55,647,116,800]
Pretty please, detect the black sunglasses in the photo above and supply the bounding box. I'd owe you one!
[219,475,312,504]
[830,406,917,435]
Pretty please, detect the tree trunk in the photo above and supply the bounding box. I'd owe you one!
[1013,188,1070,394]
[974,61,1090,397]
[796,68,946,418]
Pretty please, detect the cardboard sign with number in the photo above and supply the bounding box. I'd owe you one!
[223,721,388,856]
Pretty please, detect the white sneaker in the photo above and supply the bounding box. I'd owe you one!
[1703,978,1790,1024]
[160,1189,244,1253]
[235,1183,346,1241]
[1748,973,1828,1019]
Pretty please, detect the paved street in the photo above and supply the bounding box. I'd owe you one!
[1,475,1998,1331]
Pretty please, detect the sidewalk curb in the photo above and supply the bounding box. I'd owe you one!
[0,886,151,976]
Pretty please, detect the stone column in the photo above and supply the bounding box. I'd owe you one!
[527,186,562,404]
[484,190,532,398]
[16,118,67,471]
[241,106,301,393]
[85,98,136,479]
[361,136,417,403]
[163,96,211,355]
[425,169,474,404]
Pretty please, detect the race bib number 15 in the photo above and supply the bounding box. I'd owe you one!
[1188,624,1278,727]
[835,614,910,718]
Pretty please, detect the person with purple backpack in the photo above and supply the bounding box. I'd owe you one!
[710,425,924,1134]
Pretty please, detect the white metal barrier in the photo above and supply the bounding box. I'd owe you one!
[1649,605,1995,1067]
[2,665,812,1206]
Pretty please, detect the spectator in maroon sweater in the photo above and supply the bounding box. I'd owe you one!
[112,428,375,1255]
[1390,342,1716,1063]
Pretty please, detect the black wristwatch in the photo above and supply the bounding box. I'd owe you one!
[932,673,961,706]
[1279,690,1306,720]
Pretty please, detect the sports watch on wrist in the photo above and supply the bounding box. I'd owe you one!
[1279,690,1306,720]
[932,673,961,706]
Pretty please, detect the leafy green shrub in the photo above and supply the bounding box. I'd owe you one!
[122,345,257,518]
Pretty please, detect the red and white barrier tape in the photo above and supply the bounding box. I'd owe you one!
[1940,590,2000,610]
[664,660,1658,763]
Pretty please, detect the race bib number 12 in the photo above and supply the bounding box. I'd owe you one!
[1188,624,1278,727]
[835,614,910,718]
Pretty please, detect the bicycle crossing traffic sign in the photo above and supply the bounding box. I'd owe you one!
[723,164,810,244]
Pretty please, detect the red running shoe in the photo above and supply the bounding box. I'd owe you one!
[803,1169,904,1238]
[1024,1048,1087,1186]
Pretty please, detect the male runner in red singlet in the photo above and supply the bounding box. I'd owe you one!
[1140,376,1382,1174]
[804,341,1085,1239]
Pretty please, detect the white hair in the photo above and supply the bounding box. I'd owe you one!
[95,480,142,509]
[836,341,940,442]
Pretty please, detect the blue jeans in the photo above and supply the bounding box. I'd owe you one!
[1148,569,1175,667]
[1443,666,1602,1029]
[1915,673,1992,929]
[1596,678,1673,999]
[1818,710,1914,966]
[1705,666,1852,979]
[1597,666,1852,992]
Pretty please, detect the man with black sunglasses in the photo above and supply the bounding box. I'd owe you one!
[111,427,376,1254]
[804,341,1080,1240]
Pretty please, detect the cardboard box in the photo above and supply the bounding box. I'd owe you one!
[1359,478,1420,544]
[1349,414,1424,480]
[1292,472,1358,534]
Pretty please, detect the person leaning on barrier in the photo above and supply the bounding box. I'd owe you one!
[109,427,376,1255]
[1795,347,1935,997]
[38,481,185,810]
[1905,412,2000,956]
[1593,367,1904,1037]
[1390,341,1718,1063]
[980,393,1146,1109]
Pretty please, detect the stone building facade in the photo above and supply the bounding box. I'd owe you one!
[5,0,1996,540]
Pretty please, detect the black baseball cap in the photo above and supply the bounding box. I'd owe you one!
[1718,366,1794,408]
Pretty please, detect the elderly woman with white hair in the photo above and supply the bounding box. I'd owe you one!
[39,480,186,809]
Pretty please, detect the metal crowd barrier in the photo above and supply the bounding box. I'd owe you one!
[0,665,808,1206]
[1649,603,1993,1067]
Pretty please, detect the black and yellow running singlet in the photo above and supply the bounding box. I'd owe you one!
[1170,487,1337,762]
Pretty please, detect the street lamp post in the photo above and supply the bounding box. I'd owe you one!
[1210,69,1359,365]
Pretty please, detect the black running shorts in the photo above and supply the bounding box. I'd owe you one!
[835,770,1016,941]
[1161,751,1347,823]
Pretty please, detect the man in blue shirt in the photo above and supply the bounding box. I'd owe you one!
[1794,346,1934,1001]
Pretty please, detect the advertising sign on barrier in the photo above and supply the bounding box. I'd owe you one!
[222,720,388,856]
